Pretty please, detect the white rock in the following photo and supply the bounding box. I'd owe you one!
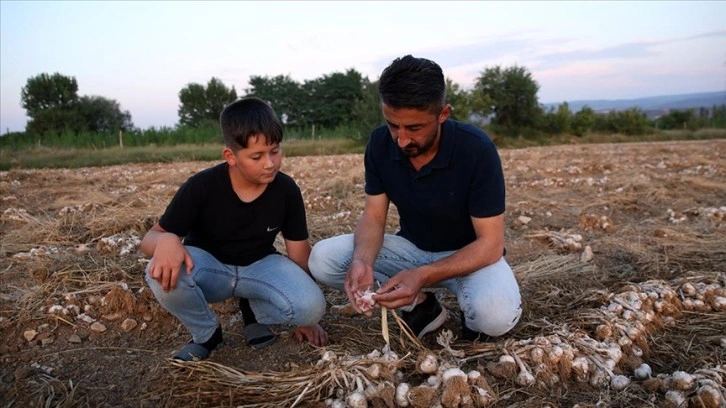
[121,318,138,332]
[518,215,532,225]
[90,322,107,332]
[24,330,38,342]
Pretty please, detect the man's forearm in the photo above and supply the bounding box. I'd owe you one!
[417,238,504,287]
[351,214,385,267]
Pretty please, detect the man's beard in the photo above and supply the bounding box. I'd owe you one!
[401,133,436,158]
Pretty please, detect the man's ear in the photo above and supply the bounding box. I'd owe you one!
[438,104,452,123]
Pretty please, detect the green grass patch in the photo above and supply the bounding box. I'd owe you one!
[0,139,366,170]
[1,130,723,171]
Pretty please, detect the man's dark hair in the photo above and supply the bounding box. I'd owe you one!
[378,55,446,113]
[220,97,283,150]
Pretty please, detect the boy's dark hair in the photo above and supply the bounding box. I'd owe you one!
[378,55,446,113]
[220,97,283,150]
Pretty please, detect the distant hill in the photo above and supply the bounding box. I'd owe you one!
[543,91,726,118]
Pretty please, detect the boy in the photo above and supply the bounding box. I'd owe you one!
[141,97,328,361]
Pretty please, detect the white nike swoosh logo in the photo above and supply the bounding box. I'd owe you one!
[267,226,278,232]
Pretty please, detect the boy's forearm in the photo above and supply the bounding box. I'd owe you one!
[139,229,179,258]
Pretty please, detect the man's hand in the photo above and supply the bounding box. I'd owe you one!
[294,324,328,347]
[371,268,424,309]
[148,233,194,292]
[344,260,376,316]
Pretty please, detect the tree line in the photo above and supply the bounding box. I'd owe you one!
[2,67,725,150]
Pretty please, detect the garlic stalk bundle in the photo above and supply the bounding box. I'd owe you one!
[346,377,367,408]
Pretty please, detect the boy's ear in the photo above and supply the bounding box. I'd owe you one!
[222,147,236,165]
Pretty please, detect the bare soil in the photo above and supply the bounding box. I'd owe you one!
[1,140,724,407]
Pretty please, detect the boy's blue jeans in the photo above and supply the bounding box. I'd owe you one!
[145,246,326,344]
[309,234,522,337]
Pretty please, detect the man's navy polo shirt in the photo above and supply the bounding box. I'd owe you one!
[364,119,505,252]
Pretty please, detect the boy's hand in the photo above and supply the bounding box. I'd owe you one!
[294,324,328,347]
[148,233,194,292]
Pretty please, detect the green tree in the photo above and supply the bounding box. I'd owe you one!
[178,77,237,127]
[473,65,540,131]
[350,78,383,142]
[78,96,134,133]
[246,75,306,127]
[305,69,364,129]
[445,78,474,122]
[26,107,85,136]
[21,73,80,119]
[572,106,596,136]
[541,102,572,134]
[610,108,651,135]
[656,109,696,130]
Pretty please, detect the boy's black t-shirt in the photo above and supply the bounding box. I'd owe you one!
[159,162,308,266]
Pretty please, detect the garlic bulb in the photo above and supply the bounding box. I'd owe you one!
[346,391,367,408]
[610,375,631,391]
[670,371,694,391]
[395,383,410,407]
[664,390,686,407]
[467,370,481,383]
[441,367,467,383]
[417,352,438,374]
[634,363,652,380]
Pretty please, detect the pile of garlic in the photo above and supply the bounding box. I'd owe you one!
[643,366,726,408]
[321,347,498,408]
[481,278,725,397]
[321,277,724,407]
[529,230,584,252]
[97,231,142,256]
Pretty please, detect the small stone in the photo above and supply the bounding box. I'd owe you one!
[120,318,138,332]
[90,322,107,332]
[142,313,153,322]
[36,331,52,341]
[518,215,532,225]
[68,334,82,344]
[140,322,147,331]
[580,245,593,263]
[77,313,96,324]
[23,330,38,342]
[40,337,54,346]
[102,312,123,321]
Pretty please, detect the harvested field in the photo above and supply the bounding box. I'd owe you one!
[1,140,724,407]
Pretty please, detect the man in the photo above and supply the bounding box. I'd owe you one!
[309,55,521,341]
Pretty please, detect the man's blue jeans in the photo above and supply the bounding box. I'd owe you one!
[145,246,326,344]
[309,234,522,337]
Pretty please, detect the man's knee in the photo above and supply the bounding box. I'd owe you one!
[309,235,352,285]
[467,299,522,337]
